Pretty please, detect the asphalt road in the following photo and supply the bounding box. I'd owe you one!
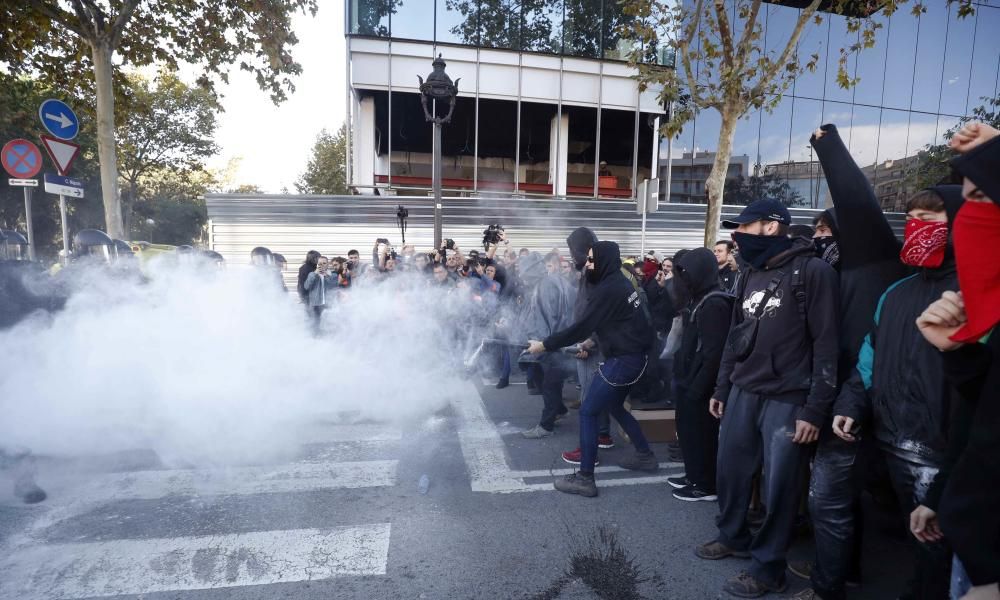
[0,373,913,600]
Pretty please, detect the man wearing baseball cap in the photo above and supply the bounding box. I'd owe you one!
[695,198,840,598]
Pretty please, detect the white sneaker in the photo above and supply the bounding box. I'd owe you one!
[521,425,554,439]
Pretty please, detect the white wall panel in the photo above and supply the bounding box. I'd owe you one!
[478,63,521,99]
[561,71,600,105]
[520,67,561,101]
[352,53,390,88]
[601,76,638,110]
[478,48,521,66]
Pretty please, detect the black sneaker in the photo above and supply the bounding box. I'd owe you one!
[672,485,717,502]
[13,477,46,504]
[554,472,598,497]
[667,475,690,489]
[495,377,509,389]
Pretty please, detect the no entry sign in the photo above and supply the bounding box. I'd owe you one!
[2,139,43,179]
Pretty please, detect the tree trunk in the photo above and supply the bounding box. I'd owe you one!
[91,39,125,239]
[703,106,739,247]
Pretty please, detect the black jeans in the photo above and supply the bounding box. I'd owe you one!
[675,383,718,491]
[716,386,812,587]
[310,305,325,334]
[538,359,567,431]
[882,446,952,600]
[809,428,864,600]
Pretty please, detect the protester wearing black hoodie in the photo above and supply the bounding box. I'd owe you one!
[798,124,912,600]
[906,126,1000,598]
[832,185,964,600]
[670,248,733,502]
[528,241,656,498]
[697,199,839,598]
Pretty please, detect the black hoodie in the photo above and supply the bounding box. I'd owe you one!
[673,248,733,404]
[810,125,910,383]
[714,237,840,427]
[543,241,653,357]
[835,185,964,464]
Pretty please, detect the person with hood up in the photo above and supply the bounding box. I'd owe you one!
[668,247,733,502]
[787,124,913,600]
[518,251,577,439]
[527,241,656,497]
[696,198,839,599]
[559,228,617,466]
[913,121,1000,600]
[830,183,965,600]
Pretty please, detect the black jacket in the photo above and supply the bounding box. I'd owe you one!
[834,186,965,463]
[297,262,314,301]
[811,124,910,384]
[544,241,653,357]
[718,264,738,293]
[714,237,840,427]
[674,249,733,404]
[644,278,675,334]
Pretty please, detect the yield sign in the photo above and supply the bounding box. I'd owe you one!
[1,139,42,178]
[40,134,81,176]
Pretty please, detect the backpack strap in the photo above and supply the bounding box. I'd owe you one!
[691,290,735,321]
[790,255,809,321]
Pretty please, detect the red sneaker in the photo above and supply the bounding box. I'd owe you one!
[597,435,615,449]
[561,448,599,466]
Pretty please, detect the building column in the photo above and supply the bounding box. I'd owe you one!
[353,96,376,194]
[549,113,569,196]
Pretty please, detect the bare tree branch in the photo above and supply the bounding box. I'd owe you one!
[713,0,735,68]
[748,0,821,101]
[24,0,89,38]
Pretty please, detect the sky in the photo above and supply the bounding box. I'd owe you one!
[204,2,347,193]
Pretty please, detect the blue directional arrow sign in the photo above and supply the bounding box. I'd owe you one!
[38,98,79,140]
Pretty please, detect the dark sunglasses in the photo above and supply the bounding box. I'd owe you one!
[586,256,594,263]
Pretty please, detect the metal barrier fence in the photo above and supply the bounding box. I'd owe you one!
[206,194,905,275]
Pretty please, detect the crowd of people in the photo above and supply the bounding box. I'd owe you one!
[281,121,998,600]
[2,119,997,600]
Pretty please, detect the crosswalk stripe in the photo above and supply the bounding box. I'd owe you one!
[510,462,684,479]
[295,422,404,444]
[0,523,392,599]
[75,460,399,501]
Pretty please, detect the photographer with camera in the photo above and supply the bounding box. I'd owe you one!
[372,238,396,273]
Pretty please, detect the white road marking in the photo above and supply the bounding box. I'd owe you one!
[452,381,688,494]
[0,523,392,599]
[511,462,683,479]
[77,460,399,501]
[295,422,404,444]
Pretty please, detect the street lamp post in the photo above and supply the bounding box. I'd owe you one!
[418,54,460,250]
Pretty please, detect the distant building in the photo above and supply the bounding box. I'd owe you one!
[658,151,749,203]
[861,155,924,213]
[762,161,830,209]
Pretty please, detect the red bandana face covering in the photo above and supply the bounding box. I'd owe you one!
[900,219,949,268]
[950,201,1000,343]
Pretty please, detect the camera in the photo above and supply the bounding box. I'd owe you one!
[482,223,504,249]
[444,238,456,251]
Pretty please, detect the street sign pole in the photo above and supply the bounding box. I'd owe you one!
[23,187,36,261]
[59,194,70,256]
[638,180,648,257]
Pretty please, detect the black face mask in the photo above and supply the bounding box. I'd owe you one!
[813,236,840,268]
[670,272,692,309]
[731,232,793,270]
[586,268,600,284]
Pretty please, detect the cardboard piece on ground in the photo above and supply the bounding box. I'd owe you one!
[616,401,677,443]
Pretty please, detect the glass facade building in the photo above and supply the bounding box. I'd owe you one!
[669,1,1000,210]
[345,0,667,198]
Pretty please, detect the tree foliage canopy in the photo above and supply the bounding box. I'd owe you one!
[3,0,318,103]
[296,125,349,195]
[724,171,802,208]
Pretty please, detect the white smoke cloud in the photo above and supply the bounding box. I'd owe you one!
[0,258,468,468]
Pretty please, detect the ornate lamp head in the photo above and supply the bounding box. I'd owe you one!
[418,54,461,124]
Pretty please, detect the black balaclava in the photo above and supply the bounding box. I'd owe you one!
[813,208,840,269]
[731,231,792,270]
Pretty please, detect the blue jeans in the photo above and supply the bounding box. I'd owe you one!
[579,353,650,473]
[951,556,972,600]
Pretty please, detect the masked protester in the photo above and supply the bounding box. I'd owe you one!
[669,248,733,502]
[527,241,657,498]
[831,185,964,600]
[559,228,618,466]
[698,198,839,599]
[786,124,913,600]
[914,121,1000,600]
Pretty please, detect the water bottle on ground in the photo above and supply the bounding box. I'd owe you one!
[418,474,430,495]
